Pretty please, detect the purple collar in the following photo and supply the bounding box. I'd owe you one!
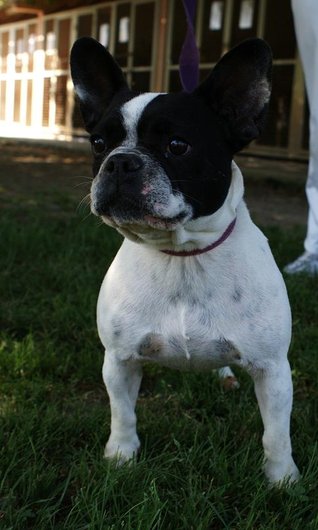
[161,218,237,257]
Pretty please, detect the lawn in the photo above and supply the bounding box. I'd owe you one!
[1,155,318,529]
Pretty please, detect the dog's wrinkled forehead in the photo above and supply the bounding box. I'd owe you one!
[118,92,162,148]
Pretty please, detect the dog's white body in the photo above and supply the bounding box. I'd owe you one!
[97,161,298,484]
[70,38,299,484]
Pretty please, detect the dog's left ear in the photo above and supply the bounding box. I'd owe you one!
[194,38,272,152]
[70,37,129,132]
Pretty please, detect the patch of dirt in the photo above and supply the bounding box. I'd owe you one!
[0,139,308,227]
[239,155,308,227]
[0,140,91,209]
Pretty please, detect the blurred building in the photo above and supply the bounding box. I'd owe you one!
[0,0,308,158]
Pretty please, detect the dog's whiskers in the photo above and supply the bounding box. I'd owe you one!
[71,175,93,190]
[77,193,91,215]
[80,210,93,223]
[74,181,92,188]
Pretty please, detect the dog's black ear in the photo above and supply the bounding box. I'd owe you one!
[194,38,272,152]
[70,37,129,132]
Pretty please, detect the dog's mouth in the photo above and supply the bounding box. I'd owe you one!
[91,183,193,232]
[100,210,189,231]
[143,212,188,230]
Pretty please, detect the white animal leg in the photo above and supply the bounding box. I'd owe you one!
[102,350,143,464]
[252,359,300,485]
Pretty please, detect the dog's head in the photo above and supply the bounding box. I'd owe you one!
[70,38,271,232]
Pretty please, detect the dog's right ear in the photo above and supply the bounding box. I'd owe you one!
[70,37,129,132]
[193,38,272,153]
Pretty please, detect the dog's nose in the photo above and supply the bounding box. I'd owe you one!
[105,153,143,175]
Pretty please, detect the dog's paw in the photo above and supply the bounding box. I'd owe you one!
[221,375,240,390]
[138,332,164,357]
[104,437,140,466]
[217,367,240,390]
[265,459,300,486]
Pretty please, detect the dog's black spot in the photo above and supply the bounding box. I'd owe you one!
[168,292,182,305]
[111,318,122,339]
[232,287,243,303]
[188,296,199,307]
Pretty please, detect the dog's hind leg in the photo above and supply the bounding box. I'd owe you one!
[217,367,240,389]
[102,350,143,464]
[252,359,300,485]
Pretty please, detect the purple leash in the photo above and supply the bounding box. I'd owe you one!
[179,0,200,92]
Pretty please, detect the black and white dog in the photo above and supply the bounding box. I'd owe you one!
[70,37,299,484]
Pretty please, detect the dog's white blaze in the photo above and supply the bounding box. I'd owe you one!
[94,90,191,227]
[120,93,163,148]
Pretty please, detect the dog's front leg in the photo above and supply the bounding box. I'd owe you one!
[252,359,299,485]
[102,351,142,464]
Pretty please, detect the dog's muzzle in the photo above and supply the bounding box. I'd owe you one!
[93,152,144,216]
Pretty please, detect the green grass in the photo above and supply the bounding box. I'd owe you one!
[1,199,318,529]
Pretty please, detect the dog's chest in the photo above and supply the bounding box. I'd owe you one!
[97,243,268,368]
[142,257,243,331]
[150,258,223,326]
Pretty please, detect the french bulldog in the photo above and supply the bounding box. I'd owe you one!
[70,37,299,484]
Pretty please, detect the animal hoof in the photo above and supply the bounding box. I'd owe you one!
[138,332,164,356]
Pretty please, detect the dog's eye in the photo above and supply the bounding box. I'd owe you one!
[167,138,191,156]
[90,135,106,155]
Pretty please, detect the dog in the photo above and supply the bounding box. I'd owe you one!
[70,37,299,484]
